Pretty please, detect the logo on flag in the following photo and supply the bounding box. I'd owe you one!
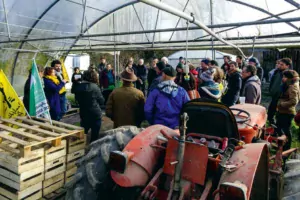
[0,70,26,118]
[29,60,51,120]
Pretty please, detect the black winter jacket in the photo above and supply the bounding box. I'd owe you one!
[221,71,242,107]
[75,81,105,120]
[134,64,147,80]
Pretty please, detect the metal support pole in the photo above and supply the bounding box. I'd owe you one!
[139,0,246,58]
[81,0,87,33]
[113,13,117,87]
[169,0,190,41]
[133,5,151,43]
[210,0,215,60]
[2,0,11,40]
[152,6,160,47]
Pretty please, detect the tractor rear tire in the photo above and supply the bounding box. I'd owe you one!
[65,126,142,200]
[282,155,300,200]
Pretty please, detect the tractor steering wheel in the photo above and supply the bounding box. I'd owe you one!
[230,108,251,124]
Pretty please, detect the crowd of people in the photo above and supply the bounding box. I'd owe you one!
[23,56,300,148]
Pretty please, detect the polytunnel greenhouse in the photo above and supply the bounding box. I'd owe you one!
[0,0,299,94]
[1,1,300,200]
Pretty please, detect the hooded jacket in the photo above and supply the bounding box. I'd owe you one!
[221,70,242,107]
[199,81,222,101]
[145,80,190,129]
[241,75,261,104]
[75,81,104,121]
[277,78,300,115]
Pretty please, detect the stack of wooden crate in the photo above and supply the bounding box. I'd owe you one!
[0,117,85,200]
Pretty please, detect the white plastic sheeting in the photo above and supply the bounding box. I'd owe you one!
[0,0,298,51]
[168,50,236,68]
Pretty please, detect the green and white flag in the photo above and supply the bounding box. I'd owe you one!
[29,59,51,121]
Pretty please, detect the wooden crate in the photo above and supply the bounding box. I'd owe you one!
[0,117,84,158]
[67,135,86,154]
[42,173,64,196]
[41,188,66,200]
[64,167,77,185]
[66,149,84,170]
[0,140,44,200]
[64,149,84,184]
[44,140,66,163]
[0,182,42,200]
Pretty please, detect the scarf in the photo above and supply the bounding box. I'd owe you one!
[44,75,66,94]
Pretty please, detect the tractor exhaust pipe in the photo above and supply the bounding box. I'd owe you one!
[169,113,189,199]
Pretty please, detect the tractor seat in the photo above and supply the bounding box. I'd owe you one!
[180,98,240,140]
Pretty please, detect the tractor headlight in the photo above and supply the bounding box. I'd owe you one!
[109,151,133,173]
[219,181,247,200]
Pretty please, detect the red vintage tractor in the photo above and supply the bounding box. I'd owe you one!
[65,99,299,200]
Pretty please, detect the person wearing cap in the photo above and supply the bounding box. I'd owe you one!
[276,70,300,150]
[268,58,292,124]
[106,67,145,128]
[241,65,261,104]
[221,61,242,107]
[175,63,199,100]
[198,68,222,101]
[248,57,264,82]
[148,61,166,93]
[145,67,190,129]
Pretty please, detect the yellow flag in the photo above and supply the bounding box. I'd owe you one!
[60,59,70,82]
[0,69,26,118]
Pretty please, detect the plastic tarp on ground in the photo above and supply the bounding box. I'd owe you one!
[0,0,299,94]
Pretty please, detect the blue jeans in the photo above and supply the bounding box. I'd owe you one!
[59,93,67,120]
[81,119,102,143]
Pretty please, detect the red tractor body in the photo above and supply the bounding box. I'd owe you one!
[109,99,295,200]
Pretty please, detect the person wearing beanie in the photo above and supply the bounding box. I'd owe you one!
[148,61,166,93]
[241,65,261,104]
[276,70,300,150]
[145,67,190,129]
[106,67,145,128]
[179,56,185,65]
[248,57,264,81]
[196,59,210,79]
[175,63,200,100]
[198,68,222,101]
[221,61,242,106]
[268,58,292,124]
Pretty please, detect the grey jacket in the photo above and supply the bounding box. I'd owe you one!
[242,75,261,104]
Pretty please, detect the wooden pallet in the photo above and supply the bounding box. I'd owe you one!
[63,108,79,118]
[42,173,65,196]
[0,117,84,158]
[0,182,42,200]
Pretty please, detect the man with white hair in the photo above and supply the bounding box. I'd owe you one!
[135,58,147,95]
[161,57,172,68]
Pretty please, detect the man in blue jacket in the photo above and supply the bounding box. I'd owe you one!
[145,67,190,129]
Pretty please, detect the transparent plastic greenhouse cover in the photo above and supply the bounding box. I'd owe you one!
[0,0,299,93]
